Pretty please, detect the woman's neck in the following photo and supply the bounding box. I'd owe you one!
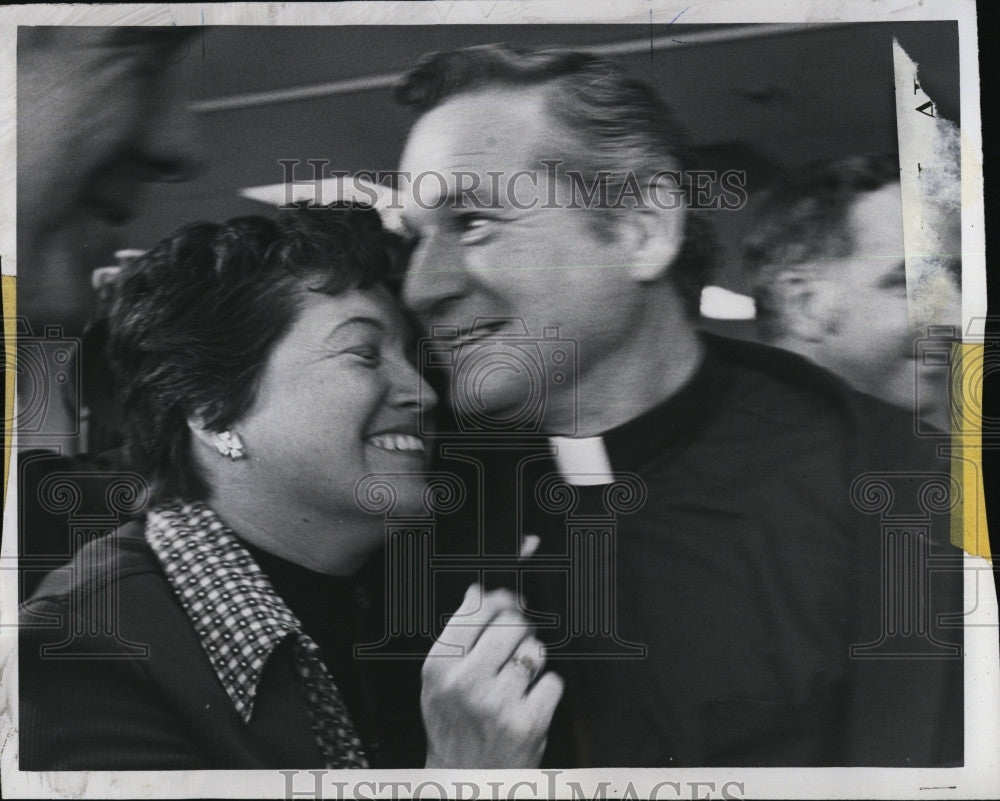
[201,490,374,577]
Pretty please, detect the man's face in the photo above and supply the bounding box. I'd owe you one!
[811,183,960,418]
[398,88,649,427]
[18,28,202,333]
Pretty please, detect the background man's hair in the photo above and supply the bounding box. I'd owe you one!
[743,153,902,340]
[109,204,405,504]
[396,43,714,317]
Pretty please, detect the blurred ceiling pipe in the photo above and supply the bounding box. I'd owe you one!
[188,23,843,114]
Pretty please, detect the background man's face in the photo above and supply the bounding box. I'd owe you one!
[398,88,647,422]
[18,27,202,333]
[811,182,960,415]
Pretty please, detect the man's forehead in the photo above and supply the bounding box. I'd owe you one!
[400,85,565,174]
[847,181,960,263]
[846,183,905,260]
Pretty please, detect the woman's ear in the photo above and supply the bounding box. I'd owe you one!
[188,418,248,461]
[187,416,218,451]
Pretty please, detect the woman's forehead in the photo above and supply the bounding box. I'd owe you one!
[296,285,412,337]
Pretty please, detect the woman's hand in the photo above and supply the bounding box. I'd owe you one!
[421,583,564,768]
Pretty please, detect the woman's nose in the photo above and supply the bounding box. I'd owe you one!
[394,359,439,417]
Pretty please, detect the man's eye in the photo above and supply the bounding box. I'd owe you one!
[878,275,908,291]
[457,214,493,245]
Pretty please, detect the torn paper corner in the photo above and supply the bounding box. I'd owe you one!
[893,38,963,334]
[893,39,962,212]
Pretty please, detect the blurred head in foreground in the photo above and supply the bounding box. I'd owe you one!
[18,26,204,335]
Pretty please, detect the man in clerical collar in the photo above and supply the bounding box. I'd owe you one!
[393,43,963,768]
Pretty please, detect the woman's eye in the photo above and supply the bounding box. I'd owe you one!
[347,346,381,366]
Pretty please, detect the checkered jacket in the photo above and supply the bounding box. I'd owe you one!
[19,508,375,769]
[145,501,368,768]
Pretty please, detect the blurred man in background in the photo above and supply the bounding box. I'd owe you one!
[743,153,962,431]
[15,26,203,456]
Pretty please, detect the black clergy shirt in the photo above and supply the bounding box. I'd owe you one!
[432,333,964,768]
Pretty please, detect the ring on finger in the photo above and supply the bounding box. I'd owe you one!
[507,652,540,679]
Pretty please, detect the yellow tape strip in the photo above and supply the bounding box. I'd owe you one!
[950,342,990,558]
[2,274,14,512]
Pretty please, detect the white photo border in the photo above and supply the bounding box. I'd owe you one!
[0,2,992,799]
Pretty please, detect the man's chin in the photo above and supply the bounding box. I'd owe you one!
[19,287,92,337]
[19,226,121,334]
[873,366,951,429]
[448,398,547,434]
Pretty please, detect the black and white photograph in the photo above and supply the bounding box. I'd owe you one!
[0,2,995,798]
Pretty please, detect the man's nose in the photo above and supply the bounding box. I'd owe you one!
[401,229,469,320]
[139,74,206,183]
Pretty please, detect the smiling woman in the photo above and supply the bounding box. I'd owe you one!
[18,205,437,768]
[18,202,564,771]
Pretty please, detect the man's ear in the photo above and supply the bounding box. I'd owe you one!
[771,265,832,343]
[618,193,686,283]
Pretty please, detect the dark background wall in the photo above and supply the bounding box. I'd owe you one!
[116,22,960,299]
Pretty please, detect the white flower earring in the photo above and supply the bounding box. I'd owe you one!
[214,431,246,460]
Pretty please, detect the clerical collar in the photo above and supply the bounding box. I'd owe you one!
[548,333,727,481]
[548,435,614,485]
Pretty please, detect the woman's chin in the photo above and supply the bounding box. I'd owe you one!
[354,470,432,519]
[389,475,432,516]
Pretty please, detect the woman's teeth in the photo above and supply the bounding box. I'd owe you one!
[368,434,425,452]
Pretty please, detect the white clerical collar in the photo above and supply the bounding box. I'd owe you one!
[548,436,615,485]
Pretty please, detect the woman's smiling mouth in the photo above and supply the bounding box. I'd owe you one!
[366,433,425,452]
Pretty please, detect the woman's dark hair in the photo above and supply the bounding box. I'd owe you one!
[109,204,406,503]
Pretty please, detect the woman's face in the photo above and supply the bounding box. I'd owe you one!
[232,284,436,565]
